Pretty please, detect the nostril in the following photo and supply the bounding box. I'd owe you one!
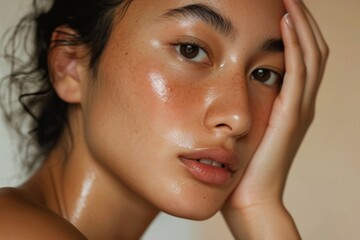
[203,97,252,138]
[215,123,232,130]
[213,118,251,139]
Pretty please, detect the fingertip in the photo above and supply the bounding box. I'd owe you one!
[284,13,294,29]
[281,13,298,46]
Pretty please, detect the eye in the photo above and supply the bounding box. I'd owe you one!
[175,43,210,64]
[251,68,283,87]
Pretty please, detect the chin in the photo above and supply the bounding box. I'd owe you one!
[165,205,220,221]
[156,187,227,221]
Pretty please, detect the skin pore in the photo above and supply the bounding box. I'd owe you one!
[0,0,329,239]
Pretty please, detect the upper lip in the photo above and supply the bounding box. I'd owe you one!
[179,148,240,172]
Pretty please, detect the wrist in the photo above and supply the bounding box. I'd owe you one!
[222,203,301,240]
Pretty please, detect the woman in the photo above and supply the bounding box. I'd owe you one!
[0,0,328,239]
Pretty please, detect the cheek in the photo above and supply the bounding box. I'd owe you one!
[251,91,276,127]
[82,48,196,163]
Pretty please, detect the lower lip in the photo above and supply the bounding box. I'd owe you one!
[180,158,232,185]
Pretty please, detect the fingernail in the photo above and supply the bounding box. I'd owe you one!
[284,13,294,29]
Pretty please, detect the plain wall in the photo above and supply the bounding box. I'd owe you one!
[1,0,359,239]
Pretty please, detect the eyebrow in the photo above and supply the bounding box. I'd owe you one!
[161,3,235,37]
[260,38,284,53]
[162,4,284,54]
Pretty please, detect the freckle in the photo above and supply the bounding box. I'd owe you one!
[125,52,128,56]
[203,196,207,200]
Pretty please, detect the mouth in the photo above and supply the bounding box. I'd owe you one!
[179,148,239,185]
[197,159,225,168]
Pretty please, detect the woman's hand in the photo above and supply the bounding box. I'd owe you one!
[222,0,329,238]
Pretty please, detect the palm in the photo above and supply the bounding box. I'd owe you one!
[225,96,307,210]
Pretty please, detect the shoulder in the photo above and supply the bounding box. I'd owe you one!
[0,187,87,240]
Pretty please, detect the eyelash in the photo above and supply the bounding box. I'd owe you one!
[173,40,283,87]
[250,68,284,87]
[173,40,212,65]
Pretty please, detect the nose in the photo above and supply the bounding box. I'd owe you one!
[203,77,252,139]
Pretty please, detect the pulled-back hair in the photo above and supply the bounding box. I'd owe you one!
[0,0,132,172]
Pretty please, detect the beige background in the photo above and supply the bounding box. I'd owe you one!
[1,0,359,239]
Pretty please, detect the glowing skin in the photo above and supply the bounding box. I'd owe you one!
[82,0,285,219]
[0,0,329,239]
[70,171,96,224]
[149,72,171,103]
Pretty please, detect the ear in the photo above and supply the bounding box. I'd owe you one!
[48,26,88,104]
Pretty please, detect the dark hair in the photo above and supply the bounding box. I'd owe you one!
[0,0,132,172]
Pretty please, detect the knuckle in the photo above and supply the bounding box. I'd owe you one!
[321,43,330,58]
[317,38,330,58]
[307,110,315,124]
[311,48,322,66]
[302,107,316,126]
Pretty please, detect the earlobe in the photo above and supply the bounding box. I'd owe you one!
[48,26,87,104]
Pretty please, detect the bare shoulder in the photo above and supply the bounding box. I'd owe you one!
[0,187,87,240]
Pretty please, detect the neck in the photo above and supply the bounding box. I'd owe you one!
[22,109,159,239]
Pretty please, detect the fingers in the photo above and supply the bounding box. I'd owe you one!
[280,13,305,115]
[301,3,329,92]
[285,0,320,68]
[299,2,329,106]
[226,2,330,208]
[281,0,329,123]
[301,3,329,58]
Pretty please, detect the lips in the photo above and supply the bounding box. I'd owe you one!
[179,148,240,185]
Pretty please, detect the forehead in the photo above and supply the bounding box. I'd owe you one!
[126,0,286,36]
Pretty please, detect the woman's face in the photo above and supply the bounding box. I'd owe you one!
[82,0,285,219]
